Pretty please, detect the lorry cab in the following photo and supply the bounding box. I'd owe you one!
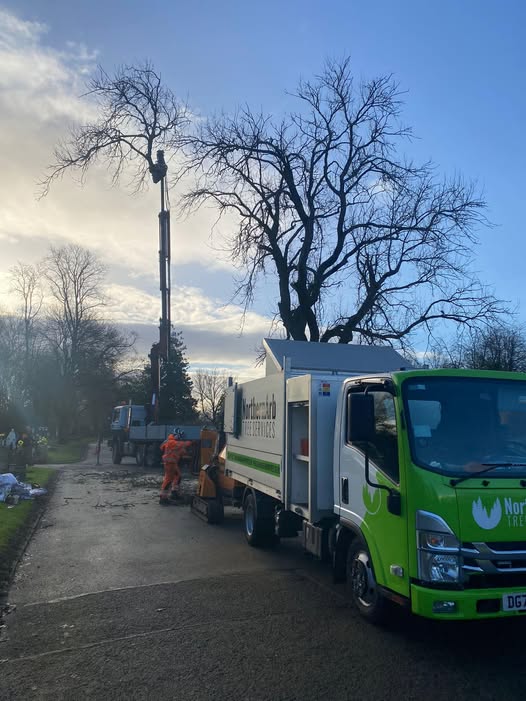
[111,404,147,433]
[110,404,148,464]
[336,368,526,620]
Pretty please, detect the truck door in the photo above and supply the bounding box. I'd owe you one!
[338,387,408,598]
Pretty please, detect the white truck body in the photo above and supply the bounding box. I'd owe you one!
[223,338,409,523]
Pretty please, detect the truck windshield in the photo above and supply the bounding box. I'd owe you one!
[402,376,526,477]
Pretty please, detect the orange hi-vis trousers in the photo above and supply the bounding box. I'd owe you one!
[159,461,181,499]
[159,439,192,501]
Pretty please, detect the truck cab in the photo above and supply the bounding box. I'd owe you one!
[110,404,147,464]
[335,368,526,620]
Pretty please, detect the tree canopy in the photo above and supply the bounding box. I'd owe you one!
[41,63,188,195]
[432,324,526,372]
[193,368,230,428]
[1,245,134,439]
[184,58,505,346]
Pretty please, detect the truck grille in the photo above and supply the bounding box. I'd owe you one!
[462,541,526,589]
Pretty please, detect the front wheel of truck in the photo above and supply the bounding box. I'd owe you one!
[135,445,145,466]
[112,440,122,465]
[346,539,388,624]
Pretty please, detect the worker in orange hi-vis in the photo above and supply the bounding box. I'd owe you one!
[159,432,193,505]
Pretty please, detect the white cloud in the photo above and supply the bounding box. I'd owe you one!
[0,9,47,45]
[0,232,19,245]
[102,283,275,381]
[0,10,96,123]
[0,6,234,276]
[122,321,266,383]
[0,7,276,375]
[104,282,272,337]
[0,268,273,379]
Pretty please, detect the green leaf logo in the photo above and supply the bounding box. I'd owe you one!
[472,497,502,530]
[363,483,381,515]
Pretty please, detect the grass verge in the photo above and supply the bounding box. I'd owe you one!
[0,467,58,599]
[0,467,55,547]
[47,438,90,464]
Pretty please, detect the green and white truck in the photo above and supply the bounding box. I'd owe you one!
[219,338,526,621]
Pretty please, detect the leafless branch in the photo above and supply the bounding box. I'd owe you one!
[40,62,189,197]
[182,57,505,347]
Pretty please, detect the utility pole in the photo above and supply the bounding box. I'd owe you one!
[148,150,171,423]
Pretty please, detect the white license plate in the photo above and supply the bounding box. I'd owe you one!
[502,593,526,611]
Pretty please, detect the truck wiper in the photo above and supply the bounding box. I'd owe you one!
[450,463,526,487]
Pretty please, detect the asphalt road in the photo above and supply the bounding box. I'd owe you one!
[1,446,526,700]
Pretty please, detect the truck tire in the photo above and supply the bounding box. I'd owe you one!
[243,492,277,547]
[346,539,388,624]
[112,440,122,465]
[144,445,157,469]
[135,445,145,466]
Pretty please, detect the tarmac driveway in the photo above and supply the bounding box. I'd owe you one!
[1,445,526,700]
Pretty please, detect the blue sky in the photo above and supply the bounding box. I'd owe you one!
[0,1,525,374]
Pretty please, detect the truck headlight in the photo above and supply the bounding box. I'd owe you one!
[418,551,460,584]
[416,510,461,584]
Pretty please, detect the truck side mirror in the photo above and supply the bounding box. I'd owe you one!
[347,393,375,443]
[387,491,402,516]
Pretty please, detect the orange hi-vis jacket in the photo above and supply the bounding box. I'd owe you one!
[160,438,192,464]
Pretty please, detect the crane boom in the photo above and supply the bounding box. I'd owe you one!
[148,150,170,422]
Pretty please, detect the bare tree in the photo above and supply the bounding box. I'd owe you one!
[40,244,134,437]
[9,263,44,363]
[42,244,106,374]
[0,314,25,419]
[40,62,188,195]
[1,247,137,437]
[193,368,230,427]
[432,324,526,372]
[184,58,505,347]
[8,263,45,417]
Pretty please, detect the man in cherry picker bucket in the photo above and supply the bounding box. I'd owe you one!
[159,430,192,505]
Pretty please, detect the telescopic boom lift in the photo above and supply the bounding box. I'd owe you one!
[148,149,171,422]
